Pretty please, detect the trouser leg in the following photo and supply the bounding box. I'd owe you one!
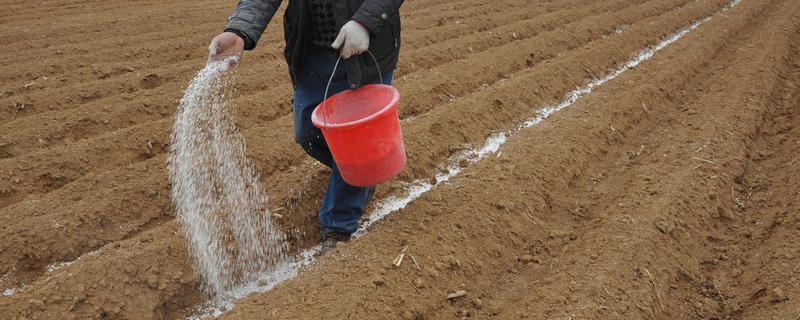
[291,49,394,236]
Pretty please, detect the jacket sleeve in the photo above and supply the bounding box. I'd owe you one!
[224,0,283,50]
[351,0,404,34]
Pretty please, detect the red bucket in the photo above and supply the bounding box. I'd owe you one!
[312,83,406,186]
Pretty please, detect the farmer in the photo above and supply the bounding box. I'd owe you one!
[208,0,403,254]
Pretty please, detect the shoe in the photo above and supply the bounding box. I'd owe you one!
[320,231,351,256]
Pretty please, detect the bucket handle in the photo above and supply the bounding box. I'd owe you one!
[321,50,384,129]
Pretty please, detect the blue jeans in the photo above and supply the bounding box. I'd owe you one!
[293,48,393,237]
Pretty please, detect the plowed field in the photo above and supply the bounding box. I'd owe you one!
[2,0,799,319]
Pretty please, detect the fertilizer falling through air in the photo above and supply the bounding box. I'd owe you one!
[168,58,288,297]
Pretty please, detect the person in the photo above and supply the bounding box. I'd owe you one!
[208,0,403,254]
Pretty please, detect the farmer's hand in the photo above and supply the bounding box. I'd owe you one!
[208,32,245,64]
[332,20,370,59]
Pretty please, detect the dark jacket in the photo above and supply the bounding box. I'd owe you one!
[224,0,403,89]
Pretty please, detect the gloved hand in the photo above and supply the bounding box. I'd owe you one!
[208,32,245,64]
[331,20,370,59]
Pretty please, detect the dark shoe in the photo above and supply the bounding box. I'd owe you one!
[320,231,351,256]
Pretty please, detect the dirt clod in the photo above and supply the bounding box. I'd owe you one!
[140,74,162,89]
[146,274,159,289]
[769,288,788,303]
[518,254,535,264]
[494,200,510,210]
[472,298,483,309]
[655,219,676,234]
[28,299,45,310]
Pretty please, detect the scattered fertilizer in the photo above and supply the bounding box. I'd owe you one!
[3,288,16,297]
[168,58,289,297]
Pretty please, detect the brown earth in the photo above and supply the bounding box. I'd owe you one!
[1,0,799,319]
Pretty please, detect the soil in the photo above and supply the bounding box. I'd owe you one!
[1,0,799,319]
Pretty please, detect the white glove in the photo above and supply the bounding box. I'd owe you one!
[331,20,370,59]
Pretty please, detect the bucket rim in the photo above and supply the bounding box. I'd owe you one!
[311,84,400,130]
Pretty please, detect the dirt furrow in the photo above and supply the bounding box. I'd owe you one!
[398,0,589,52]
[0,0,573,127]
[0,0,735,318]
[0,0,662,210]
[2,0,798,319]
[0,0,533,87]
[709,30,800,320]
[220,0,799,319]
[0,2,226,47]
[0,0,509,41]
[471,2,800,319]
[238,0,714,250]
[0,0,561,150]
[400,0,493,19]
[394,0,682,115]
[0,0,717,285]
[0,1,190,26]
